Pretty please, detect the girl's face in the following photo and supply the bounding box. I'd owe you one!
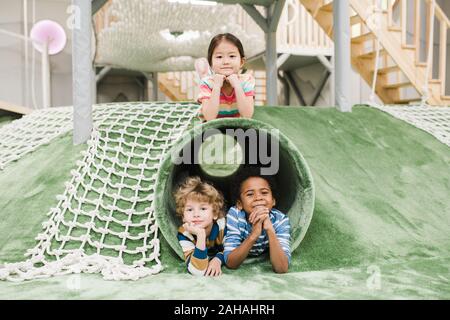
[182,197,216,229]
[211,40,244,76]
[237,177,276,214]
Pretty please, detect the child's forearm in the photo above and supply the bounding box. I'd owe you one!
[267,229,289,273]
[202,87,221,120]
[234,86,254,118]
[182,235,208,276]
[195,230,206,251]
[226,234,258,269]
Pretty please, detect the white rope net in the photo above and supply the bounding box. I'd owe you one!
[371,105,450,148]
[95,0,265,72]
[0,107,72,170]
[0,105,117,170]
[0,102,199,281]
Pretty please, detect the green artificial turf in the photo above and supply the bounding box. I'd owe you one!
[0,105,449,299]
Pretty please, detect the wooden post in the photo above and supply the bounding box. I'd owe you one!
[415,0,420,63]
[401,0,407,45]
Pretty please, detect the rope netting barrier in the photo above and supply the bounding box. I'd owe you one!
[0,105,119,170]
[372,104,450,148]
[95,0,264,72]
[0,102,199,281]
[0,107,73,170]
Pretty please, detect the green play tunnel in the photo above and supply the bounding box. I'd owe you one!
[154,118,315,260]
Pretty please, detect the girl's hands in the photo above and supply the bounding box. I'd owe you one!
[205,257,222,277]
[213,73,240,89]
[182,222,205,237]
[213,74,226,88]
[226,74,240,88]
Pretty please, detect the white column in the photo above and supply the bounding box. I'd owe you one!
[152,72,159,101]
[41,41,51,108]
[334,0,352,112]
[73,0,93,145]
[23,0,29,108]
[266,30,278,105]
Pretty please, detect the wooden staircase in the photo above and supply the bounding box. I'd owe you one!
[158,72,190,102]
[299,0,450,105]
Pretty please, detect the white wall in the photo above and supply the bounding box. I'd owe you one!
[0,1,25,107]
[0,0,74,108]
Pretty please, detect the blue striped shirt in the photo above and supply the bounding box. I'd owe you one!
[223,206,291,264]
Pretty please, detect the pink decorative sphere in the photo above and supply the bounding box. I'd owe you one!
[30,20,67,55]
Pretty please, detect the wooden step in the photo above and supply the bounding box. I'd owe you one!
[350,15,362,25]
[388,26,402,32]
[358,49,387,59]
[383,82,413,89]
[393,98,421,104]
[376,65,400,74]
[351,32,375,43]
[402,44,416,50]
[320,2,333,12]
[300,0,320,12]
[0,100,33,115]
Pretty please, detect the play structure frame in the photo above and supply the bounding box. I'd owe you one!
[72,0,353,144]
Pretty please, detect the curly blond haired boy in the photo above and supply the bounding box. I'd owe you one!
[174,176,226,276]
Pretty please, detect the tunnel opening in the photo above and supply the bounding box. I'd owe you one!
[154,118,314,260]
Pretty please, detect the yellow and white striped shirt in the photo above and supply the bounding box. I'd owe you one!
[177,217,226,276]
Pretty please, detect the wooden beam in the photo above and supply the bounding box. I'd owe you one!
[284,71,307,105]
[0,100,33,115]
[415,0,420,64]
[401,0,407,46]
[357,49,387,59]
[268,0,286,32]
[241,4,268,32]
[350,14,362,25]
[393,97,421,104]
[383,81,412,89]
[351,32,375,43]
[276,53,290,69]
[377,65,400,74]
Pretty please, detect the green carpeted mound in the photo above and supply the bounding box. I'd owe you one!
[0,104,449,299]
[154,118,315,260]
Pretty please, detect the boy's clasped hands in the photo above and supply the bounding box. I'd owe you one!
[247,205,274,240]
[175,171,290,277]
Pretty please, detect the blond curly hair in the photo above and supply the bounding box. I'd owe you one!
[174,176,225,220]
